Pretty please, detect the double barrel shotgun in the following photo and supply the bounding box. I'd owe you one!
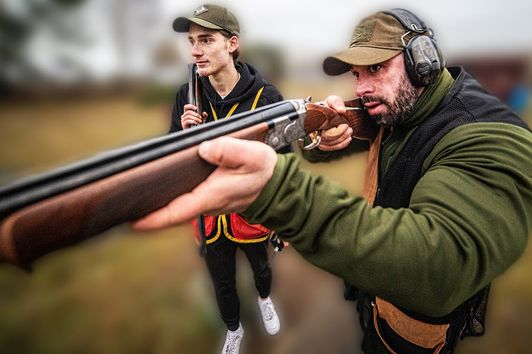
[0,98,373,269]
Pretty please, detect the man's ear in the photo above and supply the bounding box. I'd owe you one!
[228,36,239,54]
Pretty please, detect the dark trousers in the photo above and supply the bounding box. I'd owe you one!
[204,234,272,331]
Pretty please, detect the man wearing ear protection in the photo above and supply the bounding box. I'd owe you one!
[135,8,532,354]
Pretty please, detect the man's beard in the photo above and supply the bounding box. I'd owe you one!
[361,80,419,127]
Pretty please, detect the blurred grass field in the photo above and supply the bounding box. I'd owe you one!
[0,83,531,354]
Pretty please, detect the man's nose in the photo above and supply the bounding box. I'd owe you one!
[355,78,373,97]
[191,43,203,57]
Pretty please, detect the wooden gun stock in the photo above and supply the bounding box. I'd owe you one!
[0,124,271,269]
[0,99,369,269]
[0,145,214,269]
[321,98,378,141]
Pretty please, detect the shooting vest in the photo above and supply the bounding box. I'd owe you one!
[355,67,528,354]
[193,87,271,244]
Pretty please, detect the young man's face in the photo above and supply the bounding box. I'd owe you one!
[351,53,423,126]
[188,23,238,77]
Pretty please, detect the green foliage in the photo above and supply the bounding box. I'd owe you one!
[138,85,177,107]
[241,44,285,84]
[52,0,86,7]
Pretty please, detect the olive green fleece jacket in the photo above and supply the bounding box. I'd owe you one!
[242,69,532,318]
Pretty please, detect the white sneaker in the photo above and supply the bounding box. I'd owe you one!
[258,296,280,335]
[221,324,244,354]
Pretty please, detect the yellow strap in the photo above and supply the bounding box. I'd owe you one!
[208,86,264,120]
[222,214,269,243]
[205,215,223,244]
[251,86,264,110]
[206,86,266,244]
[209,102,239,121]
[226,102,240,117]
[209,102,218,120]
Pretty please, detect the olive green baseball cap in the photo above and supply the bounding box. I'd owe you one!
[173,4,240,36]
[323,12,415,75]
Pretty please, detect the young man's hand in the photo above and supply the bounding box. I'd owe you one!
[132,137,278,231]
[181,104,208,129]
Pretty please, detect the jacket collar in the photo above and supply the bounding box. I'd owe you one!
[401,67,455,129]
[200,62,264,106]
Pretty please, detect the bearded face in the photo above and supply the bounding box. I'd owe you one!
[352,54,423,127]
[361,71,419,126]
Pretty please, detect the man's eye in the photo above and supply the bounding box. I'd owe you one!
[369,65,381,73]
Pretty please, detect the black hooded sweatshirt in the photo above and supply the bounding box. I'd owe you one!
[170,62,285,133]
[168,62,291,243]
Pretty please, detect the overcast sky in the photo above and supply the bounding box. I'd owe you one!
[162,0,532,60]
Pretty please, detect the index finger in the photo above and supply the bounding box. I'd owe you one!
[132,189,213,231]
[325,95,346,115]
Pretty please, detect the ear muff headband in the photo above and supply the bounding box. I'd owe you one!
[384,8,444,86]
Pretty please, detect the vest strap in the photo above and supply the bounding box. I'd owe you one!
[208,86,264,120]
[373,297,448,353]
[199,87,267,243]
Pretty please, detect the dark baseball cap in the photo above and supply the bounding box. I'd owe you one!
[173,4,240,36]
[323,11,421,75]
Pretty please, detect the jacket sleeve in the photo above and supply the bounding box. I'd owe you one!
[243,123,532,317]
[169,84,189,133]
[300,139,370,163]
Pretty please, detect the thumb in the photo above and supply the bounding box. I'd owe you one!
[198,137,258,169]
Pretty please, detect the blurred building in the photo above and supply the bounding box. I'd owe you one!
[452,56,531,115]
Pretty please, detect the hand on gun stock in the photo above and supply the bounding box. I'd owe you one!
[314,95,376,151]
[133,137,277,231]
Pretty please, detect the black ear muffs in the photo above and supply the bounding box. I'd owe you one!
[385,8,444,87]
